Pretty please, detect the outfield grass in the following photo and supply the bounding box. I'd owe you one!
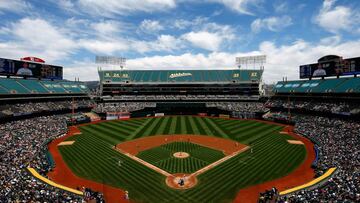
[59,116,306,202]
[137,142,225,173]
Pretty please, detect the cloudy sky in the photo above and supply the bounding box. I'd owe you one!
[0,0,359,83]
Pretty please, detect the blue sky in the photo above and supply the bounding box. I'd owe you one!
[0,0,360,82]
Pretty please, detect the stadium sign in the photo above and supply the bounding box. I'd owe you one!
[20,56,45,63]
[169,72,192,78]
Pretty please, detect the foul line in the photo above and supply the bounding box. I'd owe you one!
[114,148,172,177]
[114,146,250,178]
[191,146,249,177]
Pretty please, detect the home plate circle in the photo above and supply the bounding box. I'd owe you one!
[173,152,190,158]
[166,174,198,189]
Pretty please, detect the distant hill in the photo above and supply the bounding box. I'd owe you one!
[83,81,99,91]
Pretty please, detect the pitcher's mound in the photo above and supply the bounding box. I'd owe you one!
[166,174,197,189]
[173,152,190,158]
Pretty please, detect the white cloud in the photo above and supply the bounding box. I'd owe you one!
[131,35,182,53]
[274,1,288,13]
[139,20,164,33]
[315,0,356,33]
[180,22,236,51]
[76,0,176,16]
[56,0,75,12]
[209,0,262,15]
[0,0,31,14]
[182,31,222,51]
[320,35,341,45]
[78,39,128,54]
[63,59,99,81]
[0,18,77,62]
[173,17,208,30]
[251,16,292,33]
[91,20,124,37]
[78,34,182,54]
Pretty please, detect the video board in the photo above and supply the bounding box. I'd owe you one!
[300,56,360,78]
[0,58,63,79]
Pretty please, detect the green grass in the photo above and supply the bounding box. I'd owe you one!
[59,116,307,203]
[137,142,225,173]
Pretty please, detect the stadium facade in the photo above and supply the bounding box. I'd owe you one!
[98,69,264,101]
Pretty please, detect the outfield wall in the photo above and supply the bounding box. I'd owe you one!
[280,167,337,195]
[27,168,83,195]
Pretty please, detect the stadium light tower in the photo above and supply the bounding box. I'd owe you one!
[95,56,127,70]
[236,55,266,70]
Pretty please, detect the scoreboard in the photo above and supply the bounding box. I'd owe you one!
[300,56,360,79]
[0,57,63,79]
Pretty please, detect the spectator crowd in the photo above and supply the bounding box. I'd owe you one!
[278,115,360,202]
[0,100,94,118]
[265,99,360,115]
[94,102,156,113]
[208,102,268,113]
[0,115,103,202]
[103,94,258,101]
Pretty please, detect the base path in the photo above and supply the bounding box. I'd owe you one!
[115,135,249,190]
[116,134,247,156]
[47,126,129,203]
[234,125,316,203]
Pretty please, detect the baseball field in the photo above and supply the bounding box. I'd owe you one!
[57,116,308,202]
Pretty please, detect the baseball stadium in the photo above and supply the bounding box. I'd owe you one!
[1,54,358,202]
[1,1,359,203]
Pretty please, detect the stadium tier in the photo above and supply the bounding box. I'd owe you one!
[273,77,360,94]
[0,78,89,96]
[98,69,263,99]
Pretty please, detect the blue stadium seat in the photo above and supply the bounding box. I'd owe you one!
[274,77,360,94]
[334,77,360,93]
[0,79,30,94]
[0,85,9,94]
[18,79,50,93]
[60,82,85,93]
[40,81,67,93]
[310,78,347,93]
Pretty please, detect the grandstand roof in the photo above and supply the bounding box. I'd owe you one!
[98,69,263,83]
[273,77,360,94]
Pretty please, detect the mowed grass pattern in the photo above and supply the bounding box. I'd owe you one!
[137,142,225,173]
[59,116,307,203]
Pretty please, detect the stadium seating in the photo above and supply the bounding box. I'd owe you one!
[273,77,360,94]
[40,81,67,93]
[18,79,49,93]
[333,77,360,93]
[59,82,85,93]
[0,79,30,94]
[0,85,9,94]
[310,78,346,93]
[0,78,89,95]
[99,69,263,83]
